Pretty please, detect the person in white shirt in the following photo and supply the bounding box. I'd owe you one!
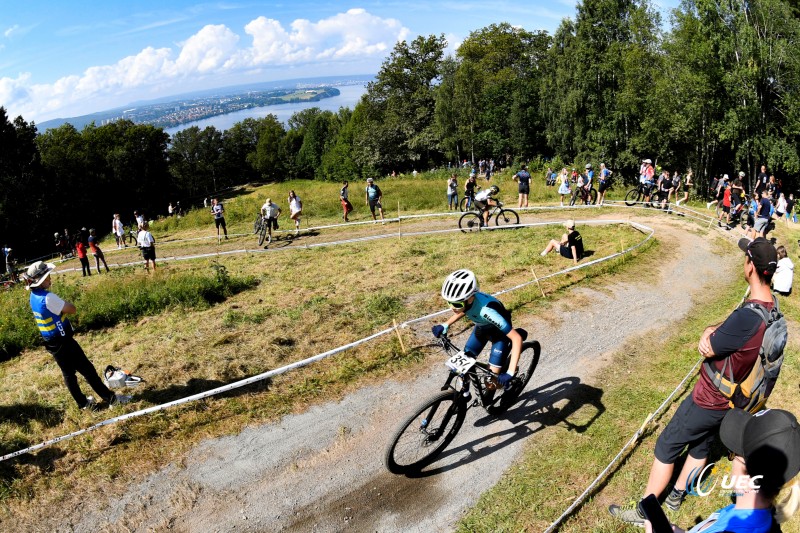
[773,245,793,296]
[137,221,156,272]
[288,190,302,235]
[112,214,126,248]
[260,198,281,242]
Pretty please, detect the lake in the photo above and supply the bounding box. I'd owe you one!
[164,84,367,135]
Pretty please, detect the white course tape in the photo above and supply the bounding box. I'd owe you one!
[2,217,655,462]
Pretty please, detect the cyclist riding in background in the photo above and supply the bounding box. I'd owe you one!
[432,269,524,391]
[473,185,500,227]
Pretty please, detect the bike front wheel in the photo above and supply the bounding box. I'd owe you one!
[495,209,519,226]
[258,224,271,246]
[384,391,467,475]
[459,212,483,233]
[624,188,641,206]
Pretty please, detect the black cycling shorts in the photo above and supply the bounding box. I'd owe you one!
[598,181,610,193]
[518,185,530,195]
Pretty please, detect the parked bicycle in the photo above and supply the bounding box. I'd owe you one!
[569,185,598,206]
[458,201,519,232]
[624,182,657,207]
[384,332,540,475]
[459,187,481,212]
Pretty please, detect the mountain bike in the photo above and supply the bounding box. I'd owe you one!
[459,187,481,212]
[384,331,540,475]
[458,201,520,232]
[624,182,657,207]
[253,213,264,234]
[569,185,598,206]
[257,216,273,246]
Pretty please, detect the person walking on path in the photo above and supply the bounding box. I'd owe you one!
[87,229,109,274]
[365,178,385,223]
[610,236,779,527]
[340,181,353,221]
[210,198,228,240]
[288,190,303,235]
[75,237,91,277]
[513,165,531,208]
[447,174,459,210]
[137,221,157,272]
[675,169,692,206]
[112,214,126,249]
[22,261,129,410]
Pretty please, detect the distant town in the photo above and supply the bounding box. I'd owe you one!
[106,87,340,129]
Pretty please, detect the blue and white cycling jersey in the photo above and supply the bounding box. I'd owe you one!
[585,170,594,186]
[463,292,512,334]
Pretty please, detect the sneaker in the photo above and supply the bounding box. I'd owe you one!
[608,503,645,527]
[81,396,97,410]
[664,488,686,511]
[108,394,132,407]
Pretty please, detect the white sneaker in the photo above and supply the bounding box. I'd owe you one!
[108,394,132,407]
[81,396,97,410]
[540,250,547,256]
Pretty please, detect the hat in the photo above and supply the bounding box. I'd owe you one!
[723,174,729,180]
[720,408,800,490]
[738,237,778,276]
[367,177,374,183]
[643,159,652,164]
[739,171,746,177]
[565,219,575,229]
[266,198,271,204]
[23,261,56,290]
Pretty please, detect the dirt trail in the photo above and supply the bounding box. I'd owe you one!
[57,214,736,532]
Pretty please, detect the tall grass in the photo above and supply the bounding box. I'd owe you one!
[0,264,257,360]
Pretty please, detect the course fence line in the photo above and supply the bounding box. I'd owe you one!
[0,218,654,463]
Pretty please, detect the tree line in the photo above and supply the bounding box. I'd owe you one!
[3,0,800,257]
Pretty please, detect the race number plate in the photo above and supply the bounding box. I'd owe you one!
[445,351,476,374]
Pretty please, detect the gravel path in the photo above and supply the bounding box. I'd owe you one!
[59,213,736,533]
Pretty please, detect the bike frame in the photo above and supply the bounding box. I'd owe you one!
[438,335,499,409]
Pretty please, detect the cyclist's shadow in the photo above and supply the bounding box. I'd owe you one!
[409,376,605,478]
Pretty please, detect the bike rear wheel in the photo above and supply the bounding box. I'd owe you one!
[459,196,471,212]
[624,188,641,206]
[459,212,483,233]
[385,391,467,475]
[494,341,541,413]
[569,190,578,206]
[253,215,262,234]
[588,189,598,205]
[495,209,519,226]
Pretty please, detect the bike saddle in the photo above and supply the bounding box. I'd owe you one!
[515,328,528,341]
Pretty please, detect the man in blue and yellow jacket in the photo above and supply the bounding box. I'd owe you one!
[24,261,122,410]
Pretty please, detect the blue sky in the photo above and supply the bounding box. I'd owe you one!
[1,1,679,123]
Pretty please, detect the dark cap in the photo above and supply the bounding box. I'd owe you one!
[720,408,800,490]
[738,237,778,277]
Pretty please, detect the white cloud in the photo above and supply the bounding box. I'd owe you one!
[4,25,20,38]
[2,9,408,122]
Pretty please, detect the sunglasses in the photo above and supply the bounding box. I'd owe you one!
[449,301,466,309]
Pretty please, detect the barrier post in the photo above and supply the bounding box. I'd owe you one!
[393,319,407,353]
[531,267,547,298]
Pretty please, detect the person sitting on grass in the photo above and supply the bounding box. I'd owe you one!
[540,220,584,265]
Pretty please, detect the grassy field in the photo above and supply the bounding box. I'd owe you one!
[0,170,663,521]
[457,217,800,532]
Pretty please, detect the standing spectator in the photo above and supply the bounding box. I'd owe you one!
[87,229,109,274]
[557,168,571,207]
[287,190,303,235]
[260,197,281,244]
[773,245,793,296]
[447,174,459,210]
[718,181,732,226]
[22,261,128,410]
[657,169,673,210]
[112,214,126,249]
[365,178,384,224]
[545,167,555,186]
[513,165,531,208]
[464,175,479,210]
[675,169,692,206]
[540,220,584,265]
[75,238,91,277]
[168,203,174,217]
[610,237,779,526]
[2,245,17,282]
[137,221,156,272]
[210,198,228,240]
[597,163,612,206]
[340,181,353,221]
[775,192,788,221]
[755,165,769,195]
[767,175,778,200]
[786,193,796,224]
[203,197,209,208]
[134,211,144,230]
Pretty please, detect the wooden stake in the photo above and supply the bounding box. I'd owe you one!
[531,267,546,298]
[393,319,407,353]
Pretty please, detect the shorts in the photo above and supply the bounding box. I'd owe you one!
[722,205,730,213]
[266,217,278,230]
[369,199,382,213]
[558,245,574,259]
[654,395,727,463]
[464,325,512,369]
[598,181,610,193]
[518,185,530,195]
[755,218,769,233]
[473,200,488,211]
[141,246,156,261]
[341,199,353,213]
[215,217,226,229]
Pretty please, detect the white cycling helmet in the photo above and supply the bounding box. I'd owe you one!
[441,269,479,303]
[585,163,592,169]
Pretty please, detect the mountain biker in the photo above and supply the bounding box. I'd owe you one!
[473,184,500,227]
[432,269,524,392]
[260,197,281,243]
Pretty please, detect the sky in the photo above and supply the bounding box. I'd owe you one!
[1,1,679,123]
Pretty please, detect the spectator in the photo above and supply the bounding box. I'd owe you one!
[773,245,793,296]
[137,221,156,273]
[260,197,281,245]
[75,238,91,277]
[675,169,692,207]
[203,197,209,208]
[134,211,144,230]
[447,174,459,211]
[767,175,778,200]
[786,193,796,224]
[365,178,384,224]
[597,163,612,206]
[610,236,779,526]
[210,198,228,240]
[112,214,126,249]
[557,168,571,207]
[87,229,109,274]
[168,202,174,217]
[22,261,128,410]
[340,181,353,222]
[755,165,768,195]
[540,220,584,265]
[464,175,479,210]
[513,165,531,208]
[545,166,555,186]
[776,192,788,221]
[753,190,773,238]
[288,190,303,235]
[645,408,800,533]
[2,245,17,282]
